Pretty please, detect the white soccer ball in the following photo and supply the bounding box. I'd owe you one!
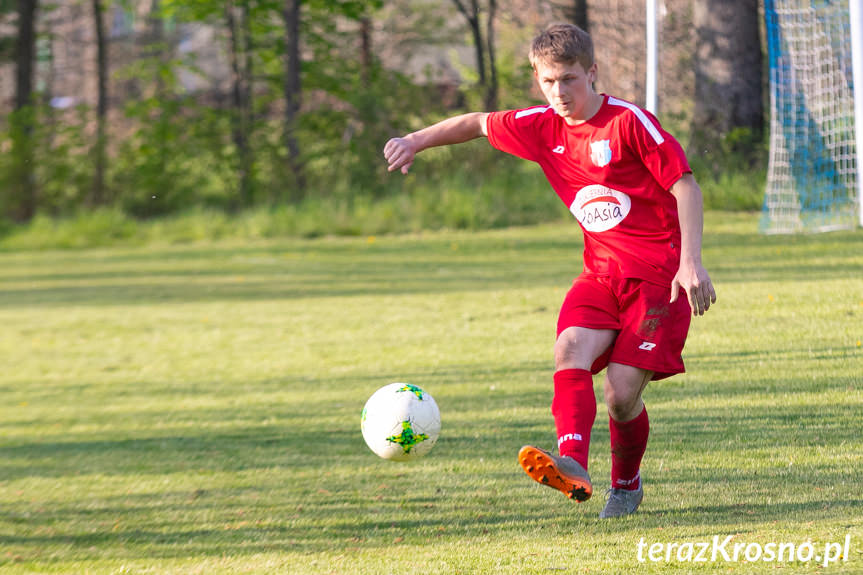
[361,382,441,461]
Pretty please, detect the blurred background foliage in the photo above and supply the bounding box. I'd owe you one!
[0,0,766,242]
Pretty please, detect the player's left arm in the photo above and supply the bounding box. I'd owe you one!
[670,173,717,316]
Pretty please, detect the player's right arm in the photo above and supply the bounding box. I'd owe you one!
[384,112,489,174]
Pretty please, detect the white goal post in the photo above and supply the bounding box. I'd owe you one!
[851,0,863,227]
[645,0,657,115]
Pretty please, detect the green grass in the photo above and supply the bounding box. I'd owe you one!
[0,212,861,573]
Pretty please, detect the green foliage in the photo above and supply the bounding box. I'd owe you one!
[690,126,768,176]
[0,208,138,250]
[307,0,383,18]
[687,127,768,212]
[0,156,564,248]
[1,147,771,249]
[0,36,14,62]
[690,160,765,212]
[0,0,772,228]
[114,96,235,217]
[33,106,93,213]
[1,104,93,220]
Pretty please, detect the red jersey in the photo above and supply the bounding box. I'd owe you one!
[486,94,691,285]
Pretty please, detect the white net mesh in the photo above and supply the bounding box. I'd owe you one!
[762,0,859,233]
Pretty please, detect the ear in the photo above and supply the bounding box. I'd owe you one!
[588,63,598,84]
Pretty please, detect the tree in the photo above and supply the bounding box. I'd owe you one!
[91,0,108,206]
[690,0,763,159]
[146,0,168,179]
[551,0,588,31]
[225,0,255,208]
[283,0,304,200]
[10,0,38,222]
[451,0,499,111]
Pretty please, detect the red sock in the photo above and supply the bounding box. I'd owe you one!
[609,406,649,490]
[551,369,596,470]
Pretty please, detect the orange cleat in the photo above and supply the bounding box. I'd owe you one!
[518,445,593,502]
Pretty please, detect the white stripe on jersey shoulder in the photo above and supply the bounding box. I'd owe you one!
[514,106,552,119]
[607,96,664,145]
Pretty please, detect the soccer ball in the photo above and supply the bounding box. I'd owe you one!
[361,382,441,461]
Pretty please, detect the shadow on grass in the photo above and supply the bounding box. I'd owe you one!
[1,357,857,478]
[2,486,857,561]
[14,368,851,480]
[4,433,853,556]
[642,498,863,527]
[0,223,860,308]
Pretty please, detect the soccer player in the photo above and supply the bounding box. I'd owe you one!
[382,23,716,518]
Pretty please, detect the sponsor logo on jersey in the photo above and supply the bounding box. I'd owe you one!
[589,139,613,167]
[570,185,632,232]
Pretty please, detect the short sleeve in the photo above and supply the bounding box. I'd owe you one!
[624,108,691,191]
[486,107,551,162]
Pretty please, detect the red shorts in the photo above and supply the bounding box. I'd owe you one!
[556,274,692,380]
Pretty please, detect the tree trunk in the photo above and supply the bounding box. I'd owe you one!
[11,0,38,222]
[451,0,484,84]
[91,0,108,206]
[467,2,486,89]
[551,1,588,32]
[146,0,166,93]
[691,0,763,157]
[225,1,252,208]
[283,0,305,201]
[147,0,168,177]
[360,15,372,85]
[570,0,588,31]
[484,0,498,111]
[242,2,254,205]
[452,0,501,112]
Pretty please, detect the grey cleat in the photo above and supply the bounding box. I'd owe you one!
[599,484,644,518]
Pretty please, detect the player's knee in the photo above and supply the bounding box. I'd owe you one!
[606,397,636,422]
[604,384,640,421]
[554,329,592,371]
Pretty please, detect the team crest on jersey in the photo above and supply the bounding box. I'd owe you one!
[589,140,612,167]
[570,185,632,232]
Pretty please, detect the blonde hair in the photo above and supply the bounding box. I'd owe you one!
[529,23,594,71]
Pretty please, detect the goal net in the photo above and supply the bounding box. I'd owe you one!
[762,0,860,233]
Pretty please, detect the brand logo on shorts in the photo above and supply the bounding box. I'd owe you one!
[558,433,583,446]
[570,185,632,232]
[639,341,657,351]
[552,145,565,154]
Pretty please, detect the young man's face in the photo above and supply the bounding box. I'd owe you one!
[533,58,598,124]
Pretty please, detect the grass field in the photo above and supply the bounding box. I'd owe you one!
[0,212,861,574]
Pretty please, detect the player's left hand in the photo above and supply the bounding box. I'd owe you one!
[671,261,716,316]
[383,137,416,174]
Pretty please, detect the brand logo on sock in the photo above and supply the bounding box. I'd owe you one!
[638,341,657,351]
[616,472,640,486]
[558,433,583,446]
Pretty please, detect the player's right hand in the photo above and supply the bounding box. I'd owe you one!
[383,137,416,174]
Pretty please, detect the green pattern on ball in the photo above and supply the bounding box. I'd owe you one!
[397,384,425,399]
[387,420,429,454]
